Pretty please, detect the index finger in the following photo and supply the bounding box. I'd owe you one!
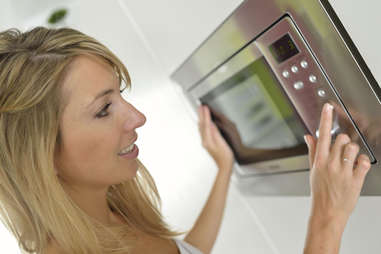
[315,103,334,162]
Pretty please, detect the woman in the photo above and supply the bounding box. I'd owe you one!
[0,27,371,254]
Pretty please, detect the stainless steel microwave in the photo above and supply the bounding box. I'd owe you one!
[171,0,381,194]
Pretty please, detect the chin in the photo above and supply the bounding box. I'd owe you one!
[123,159,140,179]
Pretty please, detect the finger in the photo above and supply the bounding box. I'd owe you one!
[198,106,206,138]
[207,108,226,146]
[304,134,316,169]
[353,154,371,181]
[203,106,214,145]
[315,103,334,163]
[330,133,351,165]
[341,142,360,173]
[210,120,223,143]
[198,105,204,125]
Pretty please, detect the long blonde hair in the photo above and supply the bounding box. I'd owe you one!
[0,27,178,254]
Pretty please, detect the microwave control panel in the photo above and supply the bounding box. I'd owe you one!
[255,16,376,163]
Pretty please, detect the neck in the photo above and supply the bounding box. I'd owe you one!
[62,183,119,226]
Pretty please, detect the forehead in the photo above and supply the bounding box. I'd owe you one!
[61,55,118,110]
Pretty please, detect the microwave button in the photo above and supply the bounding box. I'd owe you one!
[318,89,326,97]
[293,81,304,90]
[300,60,308,68]
[282,70,290,78]
[291,65,299,73]
[309,75,317,83]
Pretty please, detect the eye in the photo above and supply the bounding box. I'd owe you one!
[96,103,111,118]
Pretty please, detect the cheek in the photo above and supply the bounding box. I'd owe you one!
[58,126,119,182]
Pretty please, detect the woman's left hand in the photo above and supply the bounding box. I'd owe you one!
[198,105,234,172]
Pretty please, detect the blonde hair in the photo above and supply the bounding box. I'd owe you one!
[0,27,178,254]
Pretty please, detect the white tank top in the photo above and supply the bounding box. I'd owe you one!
[174,239,204,254]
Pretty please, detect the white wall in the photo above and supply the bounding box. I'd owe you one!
[329,0,381,88]
[117,0,244,76]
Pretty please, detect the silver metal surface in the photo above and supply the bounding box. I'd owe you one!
[171,0,381,194]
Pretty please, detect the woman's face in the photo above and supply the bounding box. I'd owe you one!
[55,55,146,189]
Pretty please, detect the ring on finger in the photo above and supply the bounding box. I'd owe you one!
[343,157,350,163]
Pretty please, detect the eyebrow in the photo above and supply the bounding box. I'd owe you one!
[87,89,114,108]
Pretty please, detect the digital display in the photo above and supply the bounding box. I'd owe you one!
[269,34,299,63]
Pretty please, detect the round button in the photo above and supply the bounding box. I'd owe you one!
[291,65,299,73]
[318,90,326,97]
[293,81,304,90]
[282,70,290,78]
[309,75,317,83]
[301,60,308,68]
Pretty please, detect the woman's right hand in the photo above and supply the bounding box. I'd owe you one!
[304,104,370,254]
[303,103,372,254]
[305,103,371,223]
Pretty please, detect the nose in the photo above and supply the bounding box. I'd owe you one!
[122,102,146,131]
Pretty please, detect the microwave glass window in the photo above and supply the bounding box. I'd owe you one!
[200,57,307,164]
[269,33,299,63]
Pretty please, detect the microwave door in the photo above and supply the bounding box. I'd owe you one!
[198,57,308,164]
[190,43,309,177]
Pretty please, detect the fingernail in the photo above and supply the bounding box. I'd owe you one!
[324,103,333,112]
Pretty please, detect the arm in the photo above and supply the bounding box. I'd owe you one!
[184,105,234,254]
[304,213,347,254]
[184,165,232,254]
[303,103,371,254]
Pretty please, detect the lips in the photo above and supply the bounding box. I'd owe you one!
[119,143,135,154]
[118,134,138,155]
